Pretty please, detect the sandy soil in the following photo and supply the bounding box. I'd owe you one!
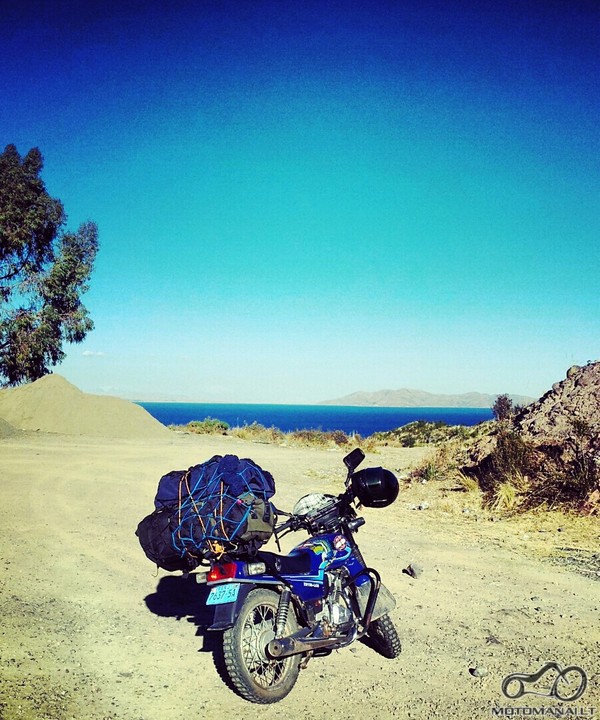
[0,431,598,720]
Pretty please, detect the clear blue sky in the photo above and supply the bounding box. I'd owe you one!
[1,0,598,402]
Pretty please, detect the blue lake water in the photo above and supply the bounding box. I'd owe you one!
[137,402,493,437]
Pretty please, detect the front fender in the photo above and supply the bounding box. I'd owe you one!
[206,583,255,631]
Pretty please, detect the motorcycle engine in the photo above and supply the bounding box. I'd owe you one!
[329,600,352,627]
[321,571,353,631]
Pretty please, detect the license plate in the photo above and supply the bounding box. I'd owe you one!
[206,583,241,606]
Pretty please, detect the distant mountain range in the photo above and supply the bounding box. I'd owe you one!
[319,388,536,408]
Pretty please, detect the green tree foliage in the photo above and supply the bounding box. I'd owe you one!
[492,393,513,421]
[0,144,98,385]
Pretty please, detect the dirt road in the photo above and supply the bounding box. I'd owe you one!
[0,432,598,719]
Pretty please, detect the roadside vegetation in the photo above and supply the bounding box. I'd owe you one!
[370,419,491,447]
[170,417,487,450]
[170,393,599,518]
[407,416,599,516]
[169,418,378,450]
[168,390,598,581]
[466,423,599,513]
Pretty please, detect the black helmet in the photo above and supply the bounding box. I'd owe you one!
[350,467,399,508]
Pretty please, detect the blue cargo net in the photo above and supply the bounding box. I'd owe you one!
[169,456,274,560]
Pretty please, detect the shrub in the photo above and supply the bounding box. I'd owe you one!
[228,423,357,449]
[231,422,285,444]
[490,480,518,512]
[455,471,480,493]
[411,443,458,484]
[372,420,488,448]
[287,429,351,448]
[474,422,599,512]
[183,417,230,434]
[530,423,599,510]
[288,429,328,446]
[488,471,530,511]
[329,429,350,446]
[490,430,535,479]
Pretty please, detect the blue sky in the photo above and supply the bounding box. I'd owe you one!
[1,0,598,402]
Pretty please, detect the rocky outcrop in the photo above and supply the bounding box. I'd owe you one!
[462,362,600,508]
[514,362,600,466]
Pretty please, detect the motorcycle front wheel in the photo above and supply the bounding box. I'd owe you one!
[367,613,402,658]
[221,588,301,703]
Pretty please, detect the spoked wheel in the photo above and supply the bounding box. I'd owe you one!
[222,588,301,703]
[367,614,402,658]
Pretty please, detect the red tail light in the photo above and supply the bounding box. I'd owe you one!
[207,563,238,583]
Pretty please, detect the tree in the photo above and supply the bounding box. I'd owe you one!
[492,393,513,422]
[0,144,99,385]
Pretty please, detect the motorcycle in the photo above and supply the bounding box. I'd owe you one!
[198,448,402,703]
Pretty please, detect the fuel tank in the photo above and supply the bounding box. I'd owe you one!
[281,533,365,600]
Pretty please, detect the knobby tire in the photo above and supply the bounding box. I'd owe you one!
[367,613,402,659]
[221,588,301,704]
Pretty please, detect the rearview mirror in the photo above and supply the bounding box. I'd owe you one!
[343,448,365,473]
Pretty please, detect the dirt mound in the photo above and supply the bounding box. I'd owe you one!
[0,415,20,438]
[0,374,171,439]
[463,362,600,509]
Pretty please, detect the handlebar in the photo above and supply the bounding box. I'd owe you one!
[274,515,305,534]
[275,512,365,537]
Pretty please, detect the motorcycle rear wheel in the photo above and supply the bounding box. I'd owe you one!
[367,613,402,658]
[222,588,301,703]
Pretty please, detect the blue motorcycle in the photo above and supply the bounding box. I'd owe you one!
[199,448,402,703]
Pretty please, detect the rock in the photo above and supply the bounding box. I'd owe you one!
[566,365,580,379]
[403,563,423,579]
[469,667,488,678]
[516,362,600,450]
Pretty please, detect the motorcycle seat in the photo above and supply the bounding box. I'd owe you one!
[257,550,314,576]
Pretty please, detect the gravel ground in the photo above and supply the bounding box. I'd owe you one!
[0,432,598,720]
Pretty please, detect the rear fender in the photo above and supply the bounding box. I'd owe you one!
[206,582,256,631]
